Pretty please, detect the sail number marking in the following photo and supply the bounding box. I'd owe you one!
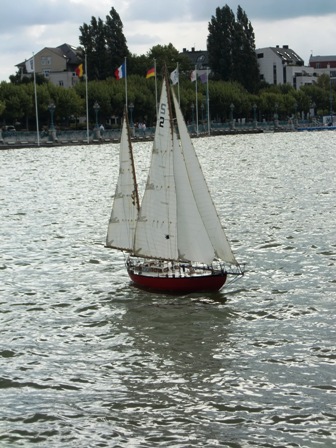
[159,103,166,127]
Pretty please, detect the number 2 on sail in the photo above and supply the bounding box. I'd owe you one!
[159,103,166,127]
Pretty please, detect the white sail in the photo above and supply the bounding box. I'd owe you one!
[133,77,179,260]
[173,126,216,263]
[106,111,139,251]
[133,74,237,266]
[105,69,242,293]
[172,90,238,266]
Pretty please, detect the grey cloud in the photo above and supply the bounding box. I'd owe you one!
[2,0,336,34]
[123,0,336,22]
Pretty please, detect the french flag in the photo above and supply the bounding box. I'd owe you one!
[115,63,126,80]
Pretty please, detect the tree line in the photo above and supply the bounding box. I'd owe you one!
[0,5,335,130]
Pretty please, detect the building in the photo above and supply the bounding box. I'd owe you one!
[256,45,318,89]
[309,55,336,83]
[17,43,82,88]
[181,47,209,70]
[182,45,320,90]
[309,55,336,69]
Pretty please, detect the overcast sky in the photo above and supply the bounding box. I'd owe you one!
[1,0,336,82]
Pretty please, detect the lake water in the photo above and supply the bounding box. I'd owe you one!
[0,131,335,447]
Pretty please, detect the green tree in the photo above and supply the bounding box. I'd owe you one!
[147,44,192,75]
[128,53,153,78]
[316,73,331,90]
[19,84,35,129]
[258,90,283,121]
[0,82,29,126]
[46,84,84,128]
[207,5,235,82]
[105,7,129,69]
[234,6,259,92]
[79,7,129,80]
[207,5,260,92]
[208,80,249,121]
[301,83,330,116]
[0,100,5,117]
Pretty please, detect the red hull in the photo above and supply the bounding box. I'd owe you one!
[128,270,227,293]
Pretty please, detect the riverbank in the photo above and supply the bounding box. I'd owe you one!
[0,127,279,150]
[1,123,333,150]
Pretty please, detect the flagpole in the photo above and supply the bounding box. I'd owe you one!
[206,67,210,136]
[32,53,40,147]
[177,62,180,104]
[85,53,89,144]
[195,65,199,136]
[124,57,128,107]
[154,58,158,116]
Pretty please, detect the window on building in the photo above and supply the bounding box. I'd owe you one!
[41,56,51,66]
[59,80,64,87]
[257,53,264,59]
[43,70,50,78]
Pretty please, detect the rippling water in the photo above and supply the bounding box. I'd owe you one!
[0,131,335,447]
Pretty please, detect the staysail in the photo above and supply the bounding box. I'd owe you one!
[106,109,139,251]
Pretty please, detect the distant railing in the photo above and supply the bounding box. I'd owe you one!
[0,119,329,147]
[0,127,157,146]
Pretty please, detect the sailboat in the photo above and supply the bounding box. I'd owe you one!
[106,69,244,293]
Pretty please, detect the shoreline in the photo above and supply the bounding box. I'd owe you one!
[2,125,335,150]
[0,128,277,150]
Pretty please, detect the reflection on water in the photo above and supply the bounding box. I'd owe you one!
[0,132,335,447]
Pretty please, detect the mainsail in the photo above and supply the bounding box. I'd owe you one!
[133,76,178,260]
[106,109,139,251]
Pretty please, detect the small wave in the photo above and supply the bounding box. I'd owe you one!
[0,377,80,391]
[0,350,16,358]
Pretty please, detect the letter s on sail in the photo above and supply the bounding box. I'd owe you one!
[159,103,166,127]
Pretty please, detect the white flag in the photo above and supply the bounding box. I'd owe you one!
[190,70,197,82]
[25,57,34,73]
[170,68,179,85]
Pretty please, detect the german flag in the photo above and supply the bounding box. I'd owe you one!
[75,64,84,77]
[146,67,155,79]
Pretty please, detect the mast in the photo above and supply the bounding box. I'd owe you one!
[164,66,175,141]
[85,52,89,144]
[32,53,40,147]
